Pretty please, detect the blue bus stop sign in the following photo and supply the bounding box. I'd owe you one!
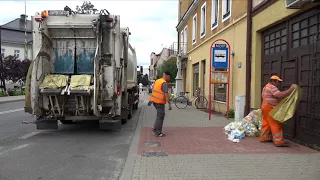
[212,44,228,69]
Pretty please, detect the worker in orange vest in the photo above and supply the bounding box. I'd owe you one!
[260,75,295,147]
[149,71,171,137]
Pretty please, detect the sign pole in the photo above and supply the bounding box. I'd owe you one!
[209,39,231,120]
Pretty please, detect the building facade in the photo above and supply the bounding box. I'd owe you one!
[174,0,248,112]
[251,0,320,146]
[149,48,171,81]
[1,14,32,60]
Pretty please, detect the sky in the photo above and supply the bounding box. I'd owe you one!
[0,0,178,66]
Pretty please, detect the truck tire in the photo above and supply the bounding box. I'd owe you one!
[128,94,133,120]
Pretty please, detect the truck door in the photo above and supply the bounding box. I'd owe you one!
[51,29,76,74]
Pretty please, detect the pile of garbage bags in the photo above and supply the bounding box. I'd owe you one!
[224,109,262,142]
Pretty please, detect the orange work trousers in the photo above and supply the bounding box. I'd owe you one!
[260,104,285,145]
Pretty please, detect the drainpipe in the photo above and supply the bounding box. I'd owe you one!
[245,0,252,115]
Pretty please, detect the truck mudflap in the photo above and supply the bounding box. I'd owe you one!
[99,119,121,130]
[35,117,58,130]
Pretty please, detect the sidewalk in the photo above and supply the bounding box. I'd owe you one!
[0,95,25,104]
[121,94,320,180]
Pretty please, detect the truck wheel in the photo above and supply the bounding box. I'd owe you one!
[128,94,133,119]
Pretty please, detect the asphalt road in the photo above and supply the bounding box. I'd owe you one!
[0,100,142,180]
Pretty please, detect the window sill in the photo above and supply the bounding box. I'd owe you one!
[212,100,227,104]
[222,13,231,23]
[192,40,196,45]
[211,24,218,31]
[200,32,206,39]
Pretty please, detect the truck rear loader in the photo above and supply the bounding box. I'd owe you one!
[24,8,139,130]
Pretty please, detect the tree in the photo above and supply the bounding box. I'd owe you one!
[2,55,31,84]
[156,61,177,83]
[137,71,143,85]
[142,74,149,86]
[76,1,98,14]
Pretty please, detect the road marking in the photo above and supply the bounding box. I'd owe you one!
[18,132,40,140]
[11,144,30,150]
[0,144,30,156]
[0,108,24,115]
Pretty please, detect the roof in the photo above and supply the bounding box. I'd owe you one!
[1,15,33,45]
[1,28,32,45]
[1,17,32,32]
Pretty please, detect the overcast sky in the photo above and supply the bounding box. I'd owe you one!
[0,0,178,66]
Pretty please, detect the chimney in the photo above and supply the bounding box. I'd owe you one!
[20,14,27,21]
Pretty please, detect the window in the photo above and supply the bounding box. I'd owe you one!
[192,14,197,45]
[214,68,227,102]
[222,0,232,22]
[1,48,4,57]
[180,26,188,54]
[200,2,206,38]
[14,50,20,58]
[211,0,219,30]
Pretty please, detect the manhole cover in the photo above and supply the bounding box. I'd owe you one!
[141,150,168,157]
[143,141,161,147]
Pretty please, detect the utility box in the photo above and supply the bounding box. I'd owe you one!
[235,95,246,120]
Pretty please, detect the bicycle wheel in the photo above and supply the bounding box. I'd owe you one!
[174,96,188,109]
[195,96,208,109]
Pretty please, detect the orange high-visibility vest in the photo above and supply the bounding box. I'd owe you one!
[150,78,166,104]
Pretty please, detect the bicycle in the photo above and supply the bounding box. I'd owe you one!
[174,88,208,109]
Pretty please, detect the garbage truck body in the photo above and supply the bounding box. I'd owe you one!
[25,9,139,130]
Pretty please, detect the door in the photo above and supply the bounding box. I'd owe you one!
[261,7,320,146]
[193,63,199,96]
[202,60,206,96]
[288,9,320,145]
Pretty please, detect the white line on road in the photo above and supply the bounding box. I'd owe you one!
[0,108,24,115]
[11,144,30,150]
[17,132,41,140]
[0,144,30,156]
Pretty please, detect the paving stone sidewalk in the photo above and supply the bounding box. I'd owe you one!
[121,94,320,180]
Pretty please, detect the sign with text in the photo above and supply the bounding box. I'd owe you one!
[212,44,228,69]
[211,71,228,84]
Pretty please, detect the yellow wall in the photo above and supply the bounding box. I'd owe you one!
[179,0,193,20]
[250,0,318,108]
[186,16,247,113]
[177,0,247,52]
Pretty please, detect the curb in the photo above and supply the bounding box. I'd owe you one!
[0,97,25,104]
[119,101,146,180]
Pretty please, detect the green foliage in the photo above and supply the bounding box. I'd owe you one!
[137,72,149,86]
[8,90,25,96]
[156,61,177,83]
[76,1,98,14]
[142,74,149,86]
[3,56,31,83]
[228,109,235,118]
